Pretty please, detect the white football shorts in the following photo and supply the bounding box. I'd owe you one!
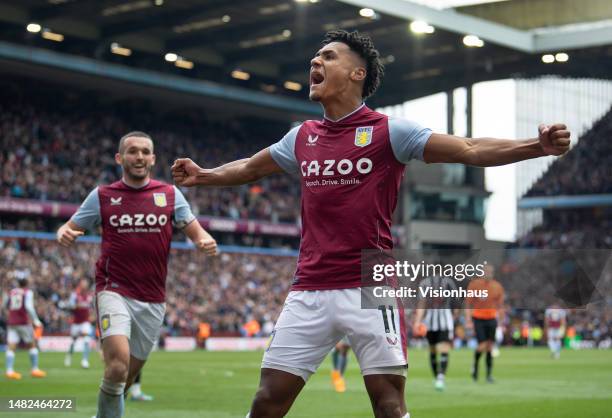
[262,288,407,381]
[70,322,93,338]
[95,290,165,360]
[7,325,34,345]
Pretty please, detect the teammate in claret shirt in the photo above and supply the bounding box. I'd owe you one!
[63,278,94,369]
[3,275,47,380]
[172,30,571,418]
[56,131,218,418]
[545,304,567,359]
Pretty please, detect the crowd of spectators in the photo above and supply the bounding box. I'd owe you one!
[526,107,612,197]
[1,235,609,344]
[0,77,301,224]
[510,108,612,342]
[0,238,295,336]
[516,209,612,249]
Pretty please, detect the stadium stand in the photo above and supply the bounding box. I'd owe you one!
[0,77,301,225]
[503,109,612,344]
[526,107,612,197]
[0,237,295,336]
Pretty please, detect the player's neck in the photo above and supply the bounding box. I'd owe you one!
[121,176,150,189]
[322,96,364,122]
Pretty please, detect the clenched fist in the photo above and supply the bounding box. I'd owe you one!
[57,225,84,247]
[171,158,202,187]
[538,124,571,156]
[196,237,218,256]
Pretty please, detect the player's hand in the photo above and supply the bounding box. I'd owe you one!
[172,158,202,187]
[538,123,571,156]
[196,237,218,256]
[57,226,84,247]
[33,319,42,328]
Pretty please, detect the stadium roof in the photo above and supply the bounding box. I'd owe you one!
[0,0,611,114]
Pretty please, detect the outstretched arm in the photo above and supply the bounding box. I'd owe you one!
[172,148,283,187]
[423,124,571,166]
[183,220,218,256]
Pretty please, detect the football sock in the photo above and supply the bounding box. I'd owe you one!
[486,351,493,377]
[440,353,449,375]
[130,372,142,396]
[97,379,125,418]
[83,336,91,362]
[6,350,15,373]
[29,348,39,370]
[331,348,339,371]
[429,352,438,377]
[473,350,482,376]
[338,353,348,376]
[130,383,142,397]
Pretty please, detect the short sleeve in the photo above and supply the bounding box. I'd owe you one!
[173,186,196,229]
[269,125,301,174]
[70,187,101,230]
[388,118,432,163]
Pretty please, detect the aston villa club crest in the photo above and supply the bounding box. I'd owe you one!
[355,126,373,147]
[153,193,167,207]
[101,314,111,331]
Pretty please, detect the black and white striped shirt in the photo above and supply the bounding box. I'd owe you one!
[419,276,457,332]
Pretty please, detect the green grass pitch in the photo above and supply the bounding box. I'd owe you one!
[1,348,610,417]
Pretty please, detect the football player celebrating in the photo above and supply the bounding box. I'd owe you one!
[57,131,217,418]
[173,30,570,418]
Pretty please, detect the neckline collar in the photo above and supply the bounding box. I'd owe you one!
[323,103,365,123]
[121,178,150,189]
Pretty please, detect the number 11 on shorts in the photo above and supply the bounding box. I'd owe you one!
[378,305,397,334]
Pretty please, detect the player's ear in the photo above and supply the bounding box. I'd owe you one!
[151,153,156,166]
[114,153,122,165]
[351,66,366,82]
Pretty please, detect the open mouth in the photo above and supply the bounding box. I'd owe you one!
[310,71,324,86]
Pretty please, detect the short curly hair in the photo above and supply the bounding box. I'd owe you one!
[322,30,384,99]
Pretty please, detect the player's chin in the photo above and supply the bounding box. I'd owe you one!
[129,170,149,179]
[309,89,322,102]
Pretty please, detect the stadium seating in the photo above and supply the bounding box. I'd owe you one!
[0,238,294,336]
[0,77,300,224]
[526,108,612,197]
